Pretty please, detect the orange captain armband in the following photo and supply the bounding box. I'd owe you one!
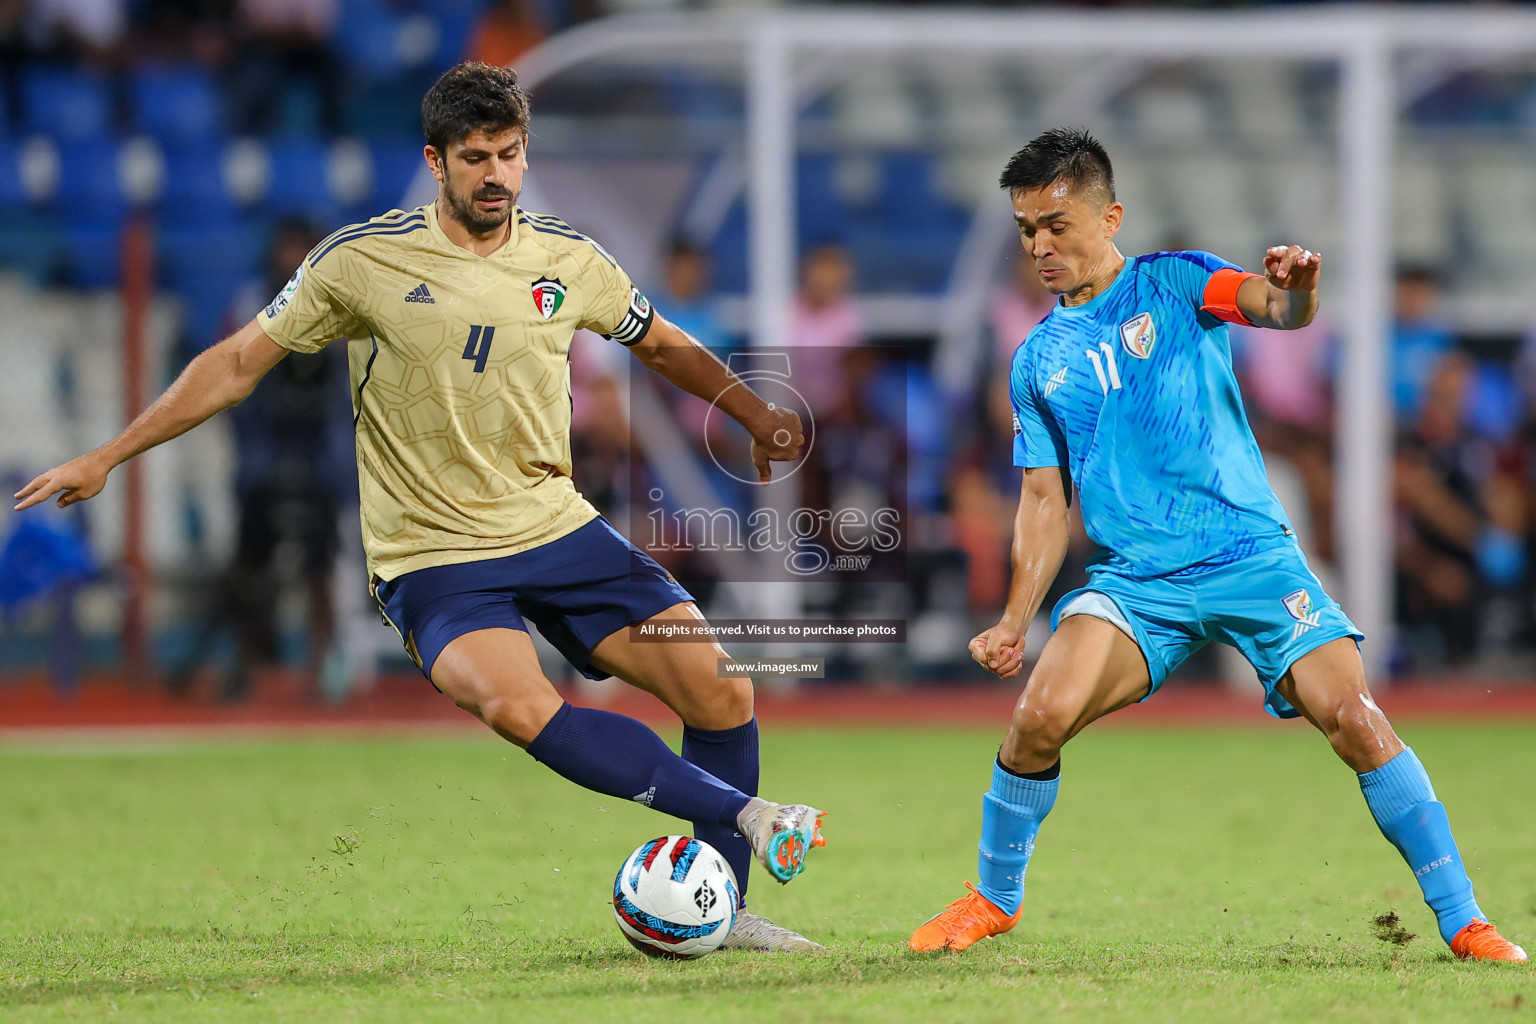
[1200,268,1262,326]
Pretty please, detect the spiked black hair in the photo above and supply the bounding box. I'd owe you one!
[998,127,1115,205]
[422,61,532,153]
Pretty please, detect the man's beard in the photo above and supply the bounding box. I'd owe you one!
[444,180,517,234]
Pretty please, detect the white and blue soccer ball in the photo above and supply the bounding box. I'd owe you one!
[612,835,738,959]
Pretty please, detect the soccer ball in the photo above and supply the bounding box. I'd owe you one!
[612,835,738,959]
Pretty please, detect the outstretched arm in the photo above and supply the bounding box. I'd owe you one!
[1236,244,1320,330]
[970,466,1072,680]
[627,315,804,484]
[13,319,289,510]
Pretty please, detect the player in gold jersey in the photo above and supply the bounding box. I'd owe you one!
[15,62,827,952]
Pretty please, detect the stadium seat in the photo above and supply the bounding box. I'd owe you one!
[832,64,922,147]
[157,223,258,295]
[1460,143,1536,270]
[55,140,127,227]
[1158,151,1264,265]
[1393,145,1450,261]
[708,200,748,294]
[21,67,113,142]
[61,222,122,289]
[369,140,427,213]
[336,0,410,84]
[922,63,1013,150]
[0,135,29,210]
[264,140,334,218]
[1211,62,1309,145]
[1128,81,1216,145]
[130,66,222,146]
[796,152,851,245]
[158,144,239,227]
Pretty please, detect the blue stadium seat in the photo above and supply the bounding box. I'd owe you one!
[158,223,258,293]
[337,0,409,84]
[62,223,121,289]
[369,140,427,212]
[797,152,850,246]
[0,136,30,210]
[265,140,334,218]
[130,66,222,145]
[158,144,238,227]
[708,200,748,295]
[178,271,250,350]
[55,140,126,227]
[846,152,966,294]
[0,214,61,283]
[21,67,112,141]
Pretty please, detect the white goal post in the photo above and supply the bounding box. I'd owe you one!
[416,6,1536,681]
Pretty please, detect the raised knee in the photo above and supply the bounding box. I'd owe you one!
[719,676,754,725]
[476,692,558,747]
[1005,702,1073,766]
[685,675,753,730]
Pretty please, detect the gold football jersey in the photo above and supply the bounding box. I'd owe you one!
[257,203,655,581]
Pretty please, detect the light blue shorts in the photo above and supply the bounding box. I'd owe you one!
[1050,540,1363,719]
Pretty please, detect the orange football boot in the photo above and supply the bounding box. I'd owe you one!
[908,882,1021,952]
[1451,919,1528,963]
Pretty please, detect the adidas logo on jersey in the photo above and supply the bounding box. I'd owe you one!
[404,283,435,304]
[1043,366,1070,398]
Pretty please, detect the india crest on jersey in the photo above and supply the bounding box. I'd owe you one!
[531,276,567,320]
[1120,311,1156,359]
[1282,588,1322,639]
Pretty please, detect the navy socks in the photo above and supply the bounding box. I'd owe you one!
[682,718,760,904]
[527,703,751,829]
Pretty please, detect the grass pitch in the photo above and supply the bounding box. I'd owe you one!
[2,720,1533,1022]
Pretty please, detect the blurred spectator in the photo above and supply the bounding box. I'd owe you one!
[1392,265,1455,425]
[26,0,127,62]
[658,236,726,350]
[468,0,547,70]
[168,219,353,700]
[135,0,231,65]
[1394,352,1527,669]
[788,242,865,415]
[227,0,340,134]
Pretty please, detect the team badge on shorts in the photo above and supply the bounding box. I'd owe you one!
[1281,589,1322,639]
[531,276,567,319]
[1120,311,1156,359]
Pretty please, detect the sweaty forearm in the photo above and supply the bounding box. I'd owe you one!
[97,345,253,468]
[1262,286,1317,330]
[641,337,771,434]
[1000,502,1070,631]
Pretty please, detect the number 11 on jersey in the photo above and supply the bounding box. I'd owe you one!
[1085,342,1123,395]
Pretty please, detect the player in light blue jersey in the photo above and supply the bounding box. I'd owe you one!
[909,128,1525,963]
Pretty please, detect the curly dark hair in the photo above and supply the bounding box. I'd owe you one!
[998,127,1115,205]
[421,61,532,153]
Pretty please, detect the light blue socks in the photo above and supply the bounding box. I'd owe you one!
[1359,747,1484,944]
[977,757,1059,916]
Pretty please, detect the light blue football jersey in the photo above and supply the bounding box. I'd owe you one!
[1010,251,1293,578]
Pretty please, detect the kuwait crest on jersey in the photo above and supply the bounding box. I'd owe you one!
[531,276,567,320]
[1119,311,1156,359]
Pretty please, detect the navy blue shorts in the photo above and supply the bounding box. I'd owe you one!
[373,516,694,683]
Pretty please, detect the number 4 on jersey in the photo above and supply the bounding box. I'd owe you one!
[463,324,496,373]
[1084,341,1122,395]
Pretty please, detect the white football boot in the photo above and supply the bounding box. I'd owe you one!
[736,799,827,883]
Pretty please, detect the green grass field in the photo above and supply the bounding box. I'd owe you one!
[2,722,1533,1022]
